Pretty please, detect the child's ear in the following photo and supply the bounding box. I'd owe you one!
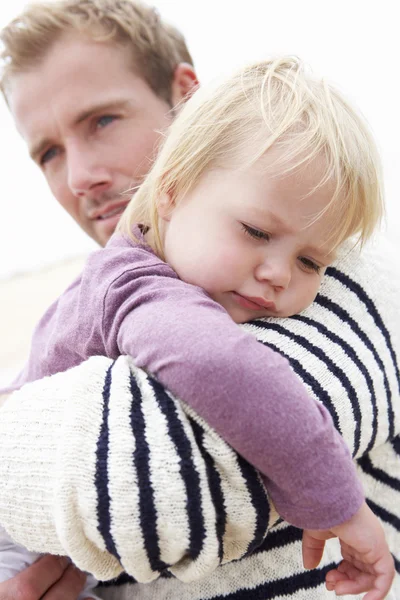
[158,192,175,222]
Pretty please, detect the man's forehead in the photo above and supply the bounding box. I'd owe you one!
[9,72,136,150]
[7,36,151,153]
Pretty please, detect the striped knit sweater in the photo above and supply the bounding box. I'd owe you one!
[0,236,399,599]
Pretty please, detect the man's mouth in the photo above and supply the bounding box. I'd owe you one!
[97,205,127,220]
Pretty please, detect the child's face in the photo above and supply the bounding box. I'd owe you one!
[159,161,338,324]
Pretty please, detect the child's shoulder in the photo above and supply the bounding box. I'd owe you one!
[83,232,177,291]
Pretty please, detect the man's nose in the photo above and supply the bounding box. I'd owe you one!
[254,256,292,290]
[66,143,112,197]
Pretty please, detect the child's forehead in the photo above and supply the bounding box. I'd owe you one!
[231,149,338,204]
[254,145,330,179]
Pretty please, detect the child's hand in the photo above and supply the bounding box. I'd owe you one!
[302,501,395,600]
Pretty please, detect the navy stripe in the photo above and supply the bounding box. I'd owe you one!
[202,562,336,600]
[189,417,225,562]
[256,321,361,454]
[98,560,335,597]
[367,499,400,532]
[129,374,169,574]
[97,570,173,587]
[393,436,400,456]
[327,266,400,393]
[149,377,206,561]
[358,454,400,491]
[97,572,136,587]
[98,518,295,569]
[235,454,270,556]
[315,293,395,439]
[394,555,400,575]
[292,314,378,452]
[95,363,121,561]
[255,524,302,555]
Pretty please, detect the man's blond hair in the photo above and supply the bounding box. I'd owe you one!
[119,56,384,258]
[0,0,193,103]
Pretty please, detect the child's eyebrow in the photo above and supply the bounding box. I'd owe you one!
[307,246,338,264]
[248,207,296,234]
[267,211,295,233]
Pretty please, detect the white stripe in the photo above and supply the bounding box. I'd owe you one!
[107,357,157,582]
[139,369,191,565]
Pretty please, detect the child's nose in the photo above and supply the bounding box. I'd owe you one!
[254,258,291,290]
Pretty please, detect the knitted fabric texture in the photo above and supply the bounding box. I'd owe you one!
[0,237,399,599]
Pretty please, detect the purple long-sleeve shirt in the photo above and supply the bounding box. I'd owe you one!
[9,232,363,529]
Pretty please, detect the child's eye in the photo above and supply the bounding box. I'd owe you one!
[299,257,321,273]
[241,223,270,242]
[96,115,117,129]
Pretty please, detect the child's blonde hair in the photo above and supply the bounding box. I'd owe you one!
[119,56,383,258]
[0,0,193,104]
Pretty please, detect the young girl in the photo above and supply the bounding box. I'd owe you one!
[1,57,394,598]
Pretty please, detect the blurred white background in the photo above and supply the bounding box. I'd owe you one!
[0,0,399,383]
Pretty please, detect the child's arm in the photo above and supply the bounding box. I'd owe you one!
[302,501,395,600]
[9,241,364,531]
[98,245,363,531]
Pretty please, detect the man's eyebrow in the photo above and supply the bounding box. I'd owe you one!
[74,99,131,125]
[30,138,51,162]
[29,100,132,161]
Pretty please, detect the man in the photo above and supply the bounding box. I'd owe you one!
[1,0,198,250]
[0,1,399,600]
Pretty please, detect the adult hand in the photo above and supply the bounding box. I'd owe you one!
[0,554,91,600]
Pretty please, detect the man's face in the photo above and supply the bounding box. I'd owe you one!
[8,34,194,246]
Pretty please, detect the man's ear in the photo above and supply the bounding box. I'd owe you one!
[170,63,199,107]
[157,192,175,222]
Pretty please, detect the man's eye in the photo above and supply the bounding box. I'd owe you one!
[241,223,270,242]
[40,147,58,166]
[299,257,321,273]
[96,115,117,128]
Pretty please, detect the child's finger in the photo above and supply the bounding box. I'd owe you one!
[301,531,326,569]
[332,561,394,600]
[337,557,374,576]
[327,561,377,594]
[334,572,375,595]
[325,566,350,586]
[325,561,369,593]
[325,566,350,592]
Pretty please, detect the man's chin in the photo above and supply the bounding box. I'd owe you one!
[92,213,123,246]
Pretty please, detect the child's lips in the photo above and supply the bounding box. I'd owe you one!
[232,292,276,312]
